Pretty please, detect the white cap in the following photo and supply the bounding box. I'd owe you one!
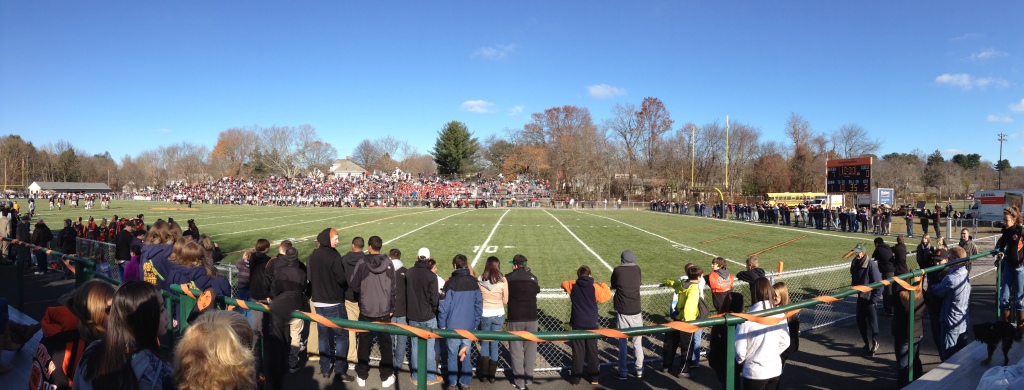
[417,247,430,259]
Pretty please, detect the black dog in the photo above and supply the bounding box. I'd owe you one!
[973,321,1016,365]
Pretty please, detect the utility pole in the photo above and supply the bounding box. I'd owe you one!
[998,133,1007,189]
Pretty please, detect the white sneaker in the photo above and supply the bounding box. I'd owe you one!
[356,377,366,387]
[381,375,396,388]
[349,363,356,371]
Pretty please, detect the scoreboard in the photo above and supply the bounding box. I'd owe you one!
[826,157,872,194]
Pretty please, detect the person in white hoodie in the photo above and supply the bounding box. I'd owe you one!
[735,278,790,390]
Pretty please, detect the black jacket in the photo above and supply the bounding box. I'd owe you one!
[306,229,347,305]
[341,250,365,302]
[391,259,408,318]
[31,222,53,247]
[406,261,439,322]
[16,221,30,242]
[350,253,396,318]
[270,251,309,320]
[873,243,896,274]
[58,226,77,254]
[505,267,540,322]
[610,251,642,315]
[114,230,133,261]
[892,243,910,275]
[249,251,273,301]
[569,276,599,330]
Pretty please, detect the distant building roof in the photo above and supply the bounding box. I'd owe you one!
[28,182,112,193]
[330,159,365,173]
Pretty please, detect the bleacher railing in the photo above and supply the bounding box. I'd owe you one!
[2,236,1001,390]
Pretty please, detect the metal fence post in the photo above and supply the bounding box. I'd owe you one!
[417,336,427,390]
[997,260,1002,320]
[178,289,197,336]
[726,317,736,390]
[908,286,916,384]
[75,256,94,287]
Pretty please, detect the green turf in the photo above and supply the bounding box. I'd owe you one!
[31,200,987,288]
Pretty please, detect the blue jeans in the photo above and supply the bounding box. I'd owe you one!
[906,221,914,237]
[479,315,503,361]
[446,338,473,386]
[999,263,1024,311]
[392,316,409,371]
[690,329,703,366]
[895,336,923,387]
[409,318,438,382]
[314,304,349,375]
[236,289,252,322]
[34,250,48,273]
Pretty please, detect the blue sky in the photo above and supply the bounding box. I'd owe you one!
[2,1,1023,166]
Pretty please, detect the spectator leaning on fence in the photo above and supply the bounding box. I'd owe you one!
[932,246,971,361]
[707,257,735,313]
[31,218,53,275]
[737,256,767,301]
[505,254,540,390]
[849,243,882,356]
[611,250,644,380]
[994,205,1024,337]
[351,236,398,388]
[662,264,704,378]
[564,265,611,386]
[267,245,309,387]
[872,237,896,316]
[477,256,508,384]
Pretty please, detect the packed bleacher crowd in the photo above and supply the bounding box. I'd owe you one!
[2,198,1023,390]
[152,173,551,208]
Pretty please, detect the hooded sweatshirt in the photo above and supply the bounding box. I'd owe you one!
[438,268,482,330]
[391,258,408,318]
[270,247,308,320]
[610,250,642,315]
[872,243,896,274]
[32,305,84,390]
[306,229,347,306]
[568,275,600,330]
[349,252,396,318]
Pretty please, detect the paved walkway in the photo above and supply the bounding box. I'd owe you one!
[1,257,1015,389]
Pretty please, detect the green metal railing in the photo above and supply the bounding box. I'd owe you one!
[3,236,1003,389]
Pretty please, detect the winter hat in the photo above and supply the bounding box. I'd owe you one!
[620,250,638,266]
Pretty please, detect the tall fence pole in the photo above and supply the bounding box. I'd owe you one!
[908,285,916,384]
[417,336,427,390]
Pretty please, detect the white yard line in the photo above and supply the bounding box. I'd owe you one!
[210,208,416,237]
[578,211,745,267]
[384,209,474,246]
[200,208,340,227]
[543,209,614,271]
[471,209,512,267]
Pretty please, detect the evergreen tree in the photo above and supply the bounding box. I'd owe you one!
[431,121,478,175]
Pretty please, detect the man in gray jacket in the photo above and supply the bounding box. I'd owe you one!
[611,250,643,380]
[350,236,397,387]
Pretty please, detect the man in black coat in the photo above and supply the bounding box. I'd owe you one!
[611,250,643,379]
[405,248,441,385]
[872,237,896,316]
[306,229,355,382]
[15,215,31,271]
[30,219,53,275]
[340,236,366,370]
[267,245,308,388]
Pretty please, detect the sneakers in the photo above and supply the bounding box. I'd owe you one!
[34,271,44,275]
[381,375,396,388]
[616,372,628,381]
[288,367,300,374]
[356,376,366,387]
[636,369,644,378]
[337,373,355,383]
[428,378,444,386]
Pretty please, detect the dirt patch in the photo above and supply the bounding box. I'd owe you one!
[150,207,198,211]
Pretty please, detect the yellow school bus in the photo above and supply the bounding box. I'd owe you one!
[765,192,826,207]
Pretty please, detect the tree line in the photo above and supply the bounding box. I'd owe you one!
[3,101,1019,199]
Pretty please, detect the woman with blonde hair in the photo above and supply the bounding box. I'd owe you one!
[773,282,800,370]
[174,311,256,390]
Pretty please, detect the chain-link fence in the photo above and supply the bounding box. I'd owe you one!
[206,235,998,376]
[75,238,120,281]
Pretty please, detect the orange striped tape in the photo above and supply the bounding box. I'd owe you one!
[588,328,629,339]
[507,331,545,343]
[389,323,441,339]
[851,285,874,293]
[455,329,479,341]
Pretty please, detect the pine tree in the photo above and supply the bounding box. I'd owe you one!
[431,121,478,176]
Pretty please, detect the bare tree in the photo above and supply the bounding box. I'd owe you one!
[830,123,881,159]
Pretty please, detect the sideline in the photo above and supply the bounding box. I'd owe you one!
[471,209,512,267]
[543,210,613,271]
[577,211,745,267]
[210,208,395,237]
[385,209,474,246]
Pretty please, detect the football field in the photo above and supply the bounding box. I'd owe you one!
[28,200,934,288]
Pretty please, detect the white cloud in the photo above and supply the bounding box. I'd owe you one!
[935,73,1009,90]
[942,148,965,156]
[461,100,495,113]
[969,48,1009,61]
[1010,98,1024,112]
[587,84,626,99]
[950,33,983,42]
[987,114,1014,123]
[508,105,524,116]
[473,44,516,59]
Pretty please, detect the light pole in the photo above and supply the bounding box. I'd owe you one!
[998,133,1007,189]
